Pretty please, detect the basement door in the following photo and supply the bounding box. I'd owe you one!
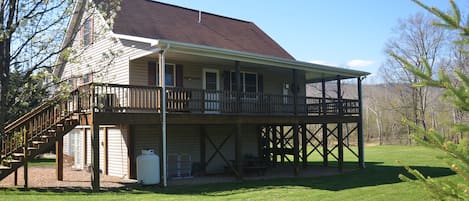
[203,69,220,113]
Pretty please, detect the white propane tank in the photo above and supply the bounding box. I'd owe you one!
[136,149,160,185]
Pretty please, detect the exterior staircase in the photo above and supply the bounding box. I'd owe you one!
[0,94,79,181]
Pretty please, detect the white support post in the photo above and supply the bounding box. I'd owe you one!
[158,49,168,187]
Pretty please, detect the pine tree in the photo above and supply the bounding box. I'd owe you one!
[393,1,469,200]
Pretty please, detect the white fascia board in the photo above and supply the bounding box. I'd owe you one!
[129,48,162,60]
[113,34,370,78]
[111,33,160,45]
[155,40,370,78]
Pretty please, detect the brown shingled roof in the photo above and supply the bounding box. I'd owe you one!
[111,0,295,60]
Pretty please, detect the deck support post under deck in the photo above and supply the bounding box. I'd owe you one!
[199,126,206,175]
[23,127,28,189]
[301,123,307,168]
[91,122,100,192]
[103,127,108,175]
[279,126,285,164]
[293,123,300,176]
[83,127,87,170]
[56,135,64,181]
[321,79,328,167]
[271,125,277,166]
[235,122,243,179]
[337,76,344,172]
[14,170,17,186]
[357,77,365,168]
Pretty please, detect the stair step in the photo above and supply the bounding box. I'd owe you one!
[28,147,39,151]
[32,141,46,145]
[56,124,64,127]
[0,165,10,170]
[12,153,25,157]
[3,159,21,163]
[48,129,56,133]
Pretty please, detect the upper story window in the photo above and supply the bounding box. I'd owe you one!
[67,78,77,89]
[165,64,176,87]
[230,72,258,93]
[82,17,93,46]
[82,73,92,84]
[147,62,178,87]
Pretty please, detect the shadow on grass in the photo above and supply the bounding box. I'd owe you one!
[1,161,454,195]
[153,162,454,195]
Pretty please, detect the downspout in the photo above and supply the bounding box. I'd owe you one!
[159,44,170,187]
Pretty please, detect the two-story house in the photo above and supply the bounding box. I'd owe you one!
[0,0,368,190]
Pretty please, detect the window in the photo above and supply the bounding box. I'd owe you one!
[156,64,176,87]
[67,78,77,89]
[82,73,92,84]
[165,64,176,87]
[230,72,258,93]
[83,18,92,46]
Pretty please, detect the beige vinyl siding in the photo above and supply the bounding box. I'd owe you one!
[204,125,258,173]
[132,124,259,174]
[60,8,156,85]
[166,125,200,177]
[63,132,71,156]
[132,124,162,158]
[240,124,259,157]
[107,127,129,178]
[129,58,306,97]
[129,59,151,86]
[85,128,105,171]
[262,68,306,96]
[167,125,200,161]
[204,125,234,173]
[61,6,307,95]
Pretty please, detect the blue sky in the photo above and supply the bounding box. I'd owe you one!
[157,0,467,81]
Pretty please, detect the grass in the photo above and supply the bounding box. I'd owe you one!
[29,158,56,167]
[0,146,455,201]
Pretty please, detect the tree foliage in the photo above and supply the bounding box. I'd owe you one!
[0,0,120,132]
[0,0,78,133]
[380,11,448,140]
[395,0,469,200]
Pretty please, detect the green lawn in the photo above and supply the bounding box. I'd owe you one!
[29,158,56,167]
[0,146,455,201]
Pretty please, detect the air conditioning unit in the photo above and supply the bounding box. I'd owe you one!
[98,93,117,112]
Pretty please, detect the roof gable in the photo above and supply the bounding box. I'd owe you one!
[111,0,294,60]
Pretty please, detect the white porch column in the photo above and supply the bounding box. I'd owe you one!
[158,49,168,187]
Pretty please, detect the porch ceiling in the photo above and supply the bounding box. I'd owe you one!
[127,38,370,83]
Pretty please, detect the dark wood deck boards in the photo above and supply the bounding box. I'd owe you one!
[88,112,360,125]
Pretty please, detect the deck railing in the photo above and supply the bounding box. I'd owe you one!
[1,90,78,160]
[76,83,359,116]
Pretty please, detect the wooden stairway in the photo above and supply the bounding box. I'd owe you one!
[0,95,80,181]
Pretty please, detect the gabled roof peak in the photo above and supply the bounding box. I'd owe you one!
[148,0,251,24]
[110,0,294,59]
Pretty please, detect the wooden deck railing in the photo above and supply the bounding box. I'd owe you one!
[306,97,360,115]
[78,83,359,116]
[1,90,79,161]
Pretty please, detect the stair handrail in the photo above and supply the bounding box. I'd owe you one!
[4,89,79,133]
[0,89,80,161]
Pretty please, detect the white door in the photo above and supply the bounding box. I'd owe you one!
[71,130,83,169]
[107,128,128,178]
[203,69,220,113]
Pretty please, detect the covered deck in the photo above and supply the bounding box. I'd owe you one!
[74,82,360,119]
[67,77,365,188]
